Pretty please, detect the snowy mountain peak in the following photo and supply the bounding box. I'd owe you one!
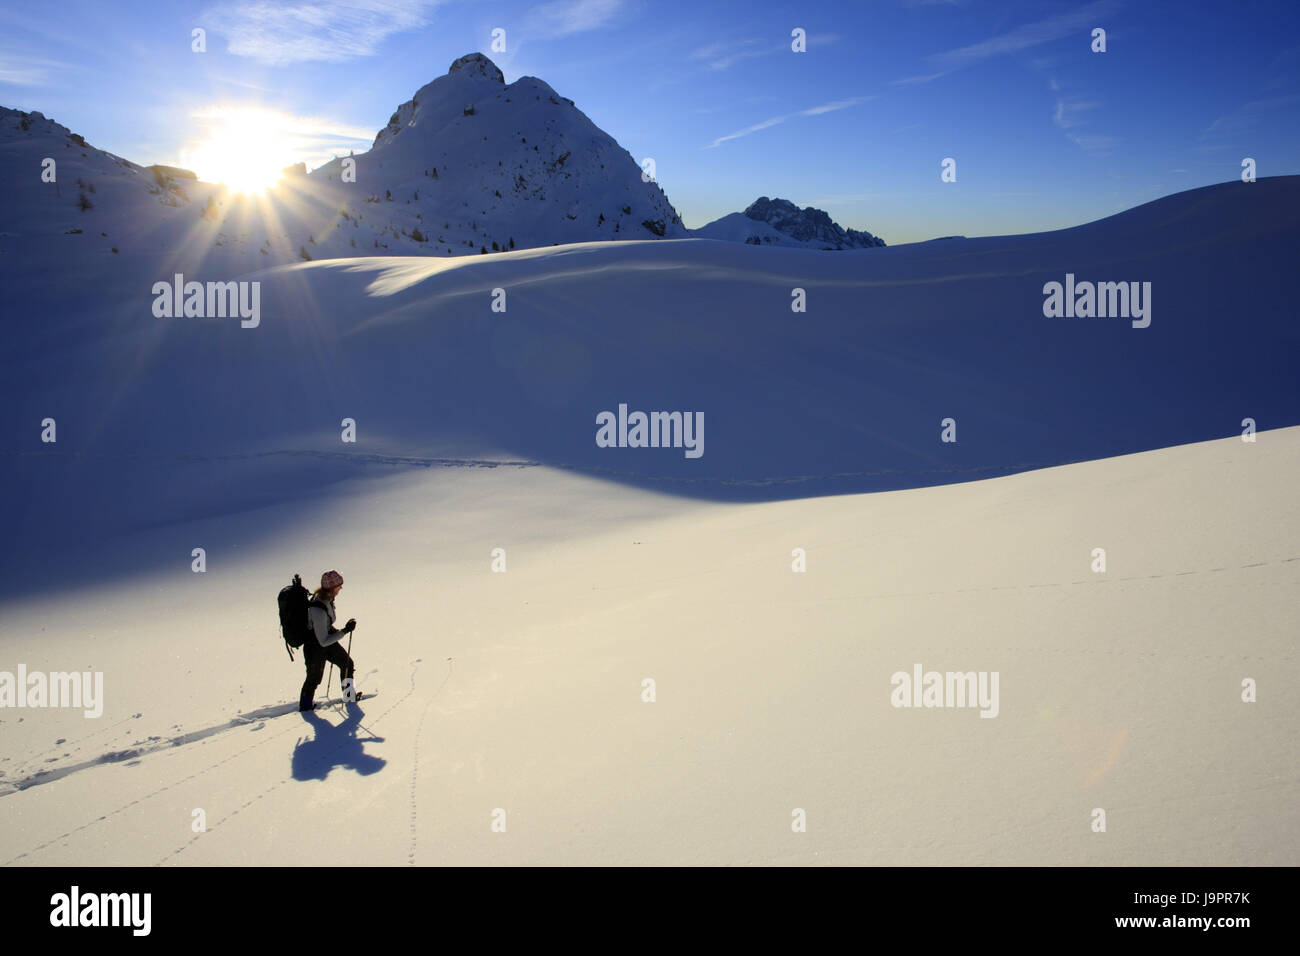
[342,53,686,251]
[448,52,505,84]
[370,53,510,150]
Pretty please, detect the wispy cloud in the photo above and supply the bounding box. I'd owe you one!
[893,0,1117,85]
[528,0,627,38]
[1065,133,1115,151]
[1049,86,1111,152]
[689,38,767,71]
[179,106,378,171]
[0,52,73,86]
[1053,97,1100,129]
[689,32,837,72]
[705,115,788,148]
[1199,92,1300,140]
[194,105,375,141]
[705,96,873,148]
[890,72,946,87]
[1266,43,1300,73]
[200,0,441,65]
[932,0,1115,69]
[802,96,870,116]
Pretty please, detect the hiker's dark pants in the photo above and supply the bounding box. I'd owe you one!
[300,638,355,710]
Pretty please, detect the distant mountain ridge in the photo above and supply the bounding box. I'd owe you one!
[692,196,886,249]
[744,197,886,248]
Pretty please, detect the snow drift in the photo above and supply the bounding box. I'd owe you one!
[3,176,1299,595]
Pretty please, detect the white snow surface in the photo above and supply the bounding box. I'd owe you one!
[1,94,1298,864]
[0,430,1296,865]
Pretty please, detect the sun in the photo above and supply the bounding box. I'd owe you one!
[183,108,293,195]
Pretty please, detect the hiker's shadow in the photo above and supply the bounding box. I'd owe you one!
[292,704,387,780]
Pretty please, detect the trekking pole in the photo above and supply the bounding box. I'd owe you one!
[344,627,355,701]
[325,662,334,701]
[343,624,377,732]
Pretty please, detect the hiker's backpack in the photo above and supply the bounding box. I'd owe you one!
[277,574,312,659]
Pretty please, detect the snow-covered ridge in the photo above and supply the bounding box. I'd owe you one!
[0,53,685,261]
[0,104,221,241]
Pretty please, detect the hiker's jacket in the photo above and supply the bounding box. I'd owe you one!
[308,598,347,647]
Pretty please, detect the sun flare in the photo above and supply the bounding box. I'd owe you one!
[183,108,293,194]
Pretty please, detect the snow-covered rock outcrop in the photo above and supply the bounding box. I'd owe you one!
[694,196,886,249]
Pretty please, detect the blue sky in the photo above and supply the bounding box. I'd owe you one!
[1,0,1297,243]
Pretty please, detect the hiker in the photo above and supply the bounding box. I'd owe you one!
[299,569,358,711]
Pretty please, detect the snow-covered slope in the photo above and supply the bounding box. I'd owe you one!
[1,428,1296,866]
[688,211,797,246]
[693,196,886,248]
[6,177,1298,570]
[0,170,1294,630]
[0,106,227,250]
[2,158,1298,865]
